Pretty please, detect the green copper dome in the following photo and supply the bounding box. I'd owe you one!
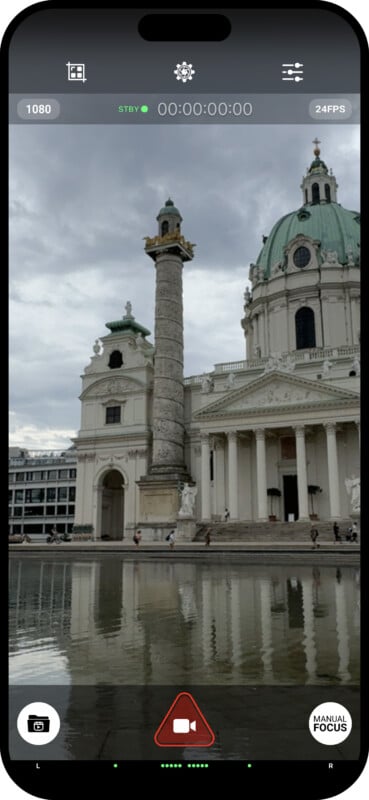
[256,203,360,277]
[157,197,182,217]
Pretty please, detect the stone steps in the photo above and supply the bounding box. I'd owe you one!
[194,520,355,542]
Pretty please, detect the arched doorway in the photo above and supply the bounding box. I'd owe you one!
[100,470,124,540]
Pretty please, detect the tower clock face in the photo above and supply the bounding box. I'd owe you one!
[293,246,311,268]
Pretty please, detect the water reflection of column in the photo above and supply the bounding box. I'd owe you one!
[260,578,273,681]
[335,579,351,682]
[302,578,317,683]
[201,575,213,665]
[230,577,242,670]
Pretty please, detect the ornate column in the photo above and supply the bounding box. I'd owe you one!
[227,431,239,520]
[201,433,211,520]
[255,428,268,520]
[294,425,309,521]
[324,422,341,518]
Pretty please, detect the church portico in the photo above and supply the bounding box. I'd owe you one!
[196,418,359,524]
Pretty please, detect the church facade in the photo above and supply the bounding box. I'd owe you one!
[73,144,360,539]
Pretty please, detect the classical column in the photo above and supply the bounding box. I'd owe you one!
[227,431,239,520]
[201,433,211,520]
[324,422,341,518]
[294,425,309,521]
[213,437,225,517]
[354,419,360,452]
[255,428,268,520]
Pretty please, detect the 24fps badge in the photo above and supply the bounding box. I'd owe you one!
[154,692,215,747]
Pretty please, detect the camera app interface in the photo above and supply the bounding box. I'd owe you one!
[8,8,360,773]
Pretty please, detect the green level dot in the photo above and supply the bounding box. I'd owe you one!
[141,105,149,112]
[248,763,252,768]
[113,763,118,768]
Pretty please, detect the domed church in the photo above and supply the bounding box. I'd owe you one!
[73,142,360,540]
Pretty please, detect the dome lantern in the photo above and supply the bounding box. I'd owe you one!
[300,139,338,206]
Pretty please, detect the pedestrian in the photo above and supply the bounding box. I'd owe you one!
[205,528,211,546]
[224,508,230,522]
[333,521,341,542]
[133,529,142,547]
[310,526,319,549]
[168,530,176,549]
[349,521,358,542]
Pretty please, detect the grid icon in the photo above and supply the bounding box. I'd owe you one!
[66,62,87,83]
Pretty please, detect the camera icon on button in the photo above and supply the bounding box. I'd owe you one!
[17,702,60,745]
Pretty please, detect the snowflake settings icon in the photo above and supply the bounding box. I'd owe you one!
[174,62,196,83]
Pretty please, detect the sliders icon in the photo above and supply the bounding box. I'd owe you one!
[282,62,304,82]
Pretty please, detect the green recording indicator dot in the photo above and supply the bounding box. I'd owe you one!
[113,763,118,768]
[140,105,149,113]
[247,763,252,768]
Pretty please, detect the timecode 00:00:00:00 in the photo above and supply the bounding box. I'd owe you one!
[157,101,253,116]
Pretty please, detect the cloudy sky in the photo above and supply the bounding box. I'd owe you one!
[9,123,359,450]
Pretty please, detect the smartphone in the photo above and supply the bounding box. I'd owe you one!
[3,2,367,799]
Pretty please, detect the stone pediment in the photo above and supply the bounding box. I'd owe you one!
[194,370,359,419]
[80,375,144,400]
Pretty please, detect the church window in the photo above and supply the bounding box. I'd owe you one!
[295,307,316,349]
[108,350,123,369]
[161,220,169,236]
[325,183,331,202]
[106,406,121,424]
[305,189,308,204]
[349,370,356,377]
[312,183,320,204]
[293,246,311,268]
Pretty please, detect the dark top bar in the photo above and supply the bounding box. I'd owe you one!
[8,8,360,93]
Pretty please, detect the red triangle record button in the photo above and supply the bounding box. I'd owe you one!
[154,692,215,747]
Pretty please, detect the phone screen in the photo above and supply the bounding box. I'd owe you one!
[3,3,367,799]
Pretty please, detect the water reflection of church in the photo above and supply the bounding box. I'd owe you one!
[9,559,360,686]
[73,142,360,539]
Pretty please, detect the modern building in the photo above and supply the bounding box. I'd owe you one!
[73,143,360,540]
[8,447,77,537]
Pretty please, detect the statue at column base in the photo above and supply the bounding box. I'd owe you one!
[178,483,197,518]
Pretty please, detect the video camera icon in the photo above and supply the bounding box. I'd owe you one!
[173,718,197,734]
[27,715,50,733]
[154,692,215,747]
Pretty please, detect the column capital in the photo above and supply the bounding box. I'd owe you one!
[324,422,336,434]
[353,419,360,427]
[200,432,210,444]
[293,424,305,436]
[227,430,238,443]
[255,427,266,441]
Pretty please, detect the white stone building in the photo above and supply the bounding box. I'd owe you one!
[74,144,360,539]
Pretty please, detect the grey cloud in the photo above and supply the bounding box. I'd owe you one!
[9,123,360,445]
